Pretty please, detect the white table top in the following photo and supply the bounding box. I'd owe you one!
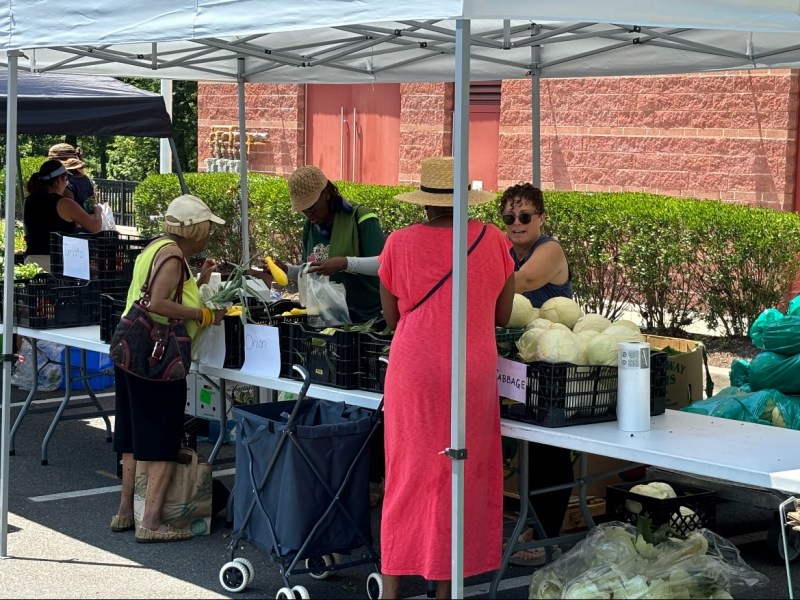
[199,364,384,410]
[200,364,800,494]
[502,411,800,494]
[3,334,796,495]
[0,324,110,354]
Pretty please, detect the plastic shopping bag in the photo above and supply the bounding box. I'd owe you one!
[298,265,351,328]
[193,320,225,364]
[10,338,64,392]
[99,203,117,232]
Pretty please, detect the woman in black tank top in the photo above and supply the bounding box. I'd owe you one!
[22,159,104,271]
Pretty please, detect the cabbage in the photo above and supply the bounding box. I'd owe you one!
[576,329,601,342]
[534,329,582,364]
[573,314,613,334]
[612,319,641,333]
[516,327,549,362]
[527,317,554,330]
[586,335,622,366]
[602,325,644,343]
[539,297,583,329]
[507,294,537,328]
[549,322,571,331]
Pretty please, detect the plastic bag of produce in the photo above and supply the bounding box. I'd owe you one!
[681,386,789,425]
[10,338,64,392]
[729,359,750,388]
[749,351,800,394]
[749,314,800,355]
[528,522,767,600]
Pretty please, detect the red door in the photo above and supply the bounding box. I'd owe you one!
[468,82,501,193]
[307,84,400,184]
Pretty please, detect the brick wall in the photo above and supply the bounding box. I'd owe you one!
[398,82,454,185]
[198,71,800,211]
[198,82,305,177]
[500,70,800,210]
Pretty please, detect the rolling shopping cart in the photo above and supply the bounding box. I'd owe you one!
[218,365,384,599]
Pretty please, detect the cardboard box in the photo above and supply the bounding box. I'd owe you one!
[643,334,707,410]
[562,495,606,531]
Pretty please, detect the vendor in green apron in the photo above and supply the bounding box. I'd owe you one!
[270,164,386,324]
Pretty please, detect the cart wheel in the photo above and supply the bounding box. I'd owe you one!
[305,554,334,580]
[219,561,249,593]
[276,587,294,599]
[767,514,800,562]
[233,557,255,586]
[366,572,383,599]
[291,585,310,599]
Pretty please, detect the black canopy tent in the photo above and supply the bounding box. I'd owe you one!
[0,70,186,201]
[0,70,173,136]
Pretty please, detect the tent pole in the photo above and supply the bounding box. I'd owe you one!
[531,26,542,187]
[451,17,470,600]
[237,59,250,265]
[160,79,173,174]
[1,50,20,559]
[168,138,188,194]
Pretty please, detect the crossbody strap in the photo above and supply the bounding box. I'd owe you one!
[140,242,188,307]
[407,224,487,315]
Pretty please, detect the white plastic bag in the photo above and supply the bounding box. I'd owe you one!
[11,339,64,392]
[298,265,351,328]
[99,203,117,232]
[193,321,226,364]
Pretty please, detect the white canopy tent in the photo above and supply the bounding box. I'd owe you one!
[4,2,800,596]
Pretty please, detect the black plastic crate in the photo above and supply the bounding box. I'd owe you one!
[281,322,359,389]
[496,327,524,359]
[605,481,716,536]
[49,231,152,294]
[100,293,127,343]
[357,331,392,392]
[223,300,307,369]
[0,279,27,324]
[15,273,101,329]
[501,350,668,428]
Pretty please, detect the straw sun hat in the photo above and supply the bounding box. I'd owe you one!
[394,157,496,206]
[289,165,328,212]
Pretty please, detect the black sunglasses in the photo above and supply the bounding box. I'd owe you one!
[502,212,539,225]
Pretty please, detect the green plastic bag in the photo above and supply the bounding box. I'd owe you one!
[681,386,772,424]
[729,358,750,388]
[788,294,800,316]
[749,307,784,348]
[749,315,800,354]
[749,351,800,394]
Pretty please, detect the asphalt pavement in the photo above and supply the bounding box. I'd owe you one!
[1,373,799,599]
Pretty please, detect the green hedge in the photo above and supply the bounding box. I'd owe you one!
[133,173,800,337]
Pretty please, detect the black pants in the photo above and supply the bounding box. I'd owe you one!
[527,442,574,538]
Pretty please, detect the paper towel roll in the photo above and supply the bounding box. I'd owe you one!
[617,341,651,432]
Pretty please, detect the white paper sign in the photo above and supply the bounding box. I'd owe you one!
[497,356,527,403]
[240,324,281,376]
[62,236,90,280]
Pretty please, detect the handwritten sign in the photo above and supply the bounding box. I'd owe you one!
[62,236,90,280]
[497,356,527,403]
[240,324,281,376]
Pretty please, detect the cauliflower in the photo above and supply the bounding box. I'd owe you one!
[539,297,583,330]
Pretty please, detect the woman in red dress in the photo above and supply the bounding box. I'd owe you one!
[378,157,515,599]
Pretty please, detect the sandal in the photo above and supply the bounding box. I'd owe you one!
[135,524,193,544]
[110,515,135,533]
[509,545,562,567]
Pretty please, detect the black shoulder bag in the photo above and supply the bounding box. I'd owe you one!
[407,224,487,314]
[109,250,193,382]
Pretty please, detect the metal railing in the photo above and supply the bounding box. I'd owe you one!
[95,178,138,228]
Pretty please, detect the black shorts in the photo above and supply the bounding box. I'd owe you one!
[112,366,187,461]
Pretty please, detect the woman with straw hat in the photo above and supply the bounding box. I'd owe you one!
[377,157,515,599]
[48,143,96,209]
[263,164,385,324]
